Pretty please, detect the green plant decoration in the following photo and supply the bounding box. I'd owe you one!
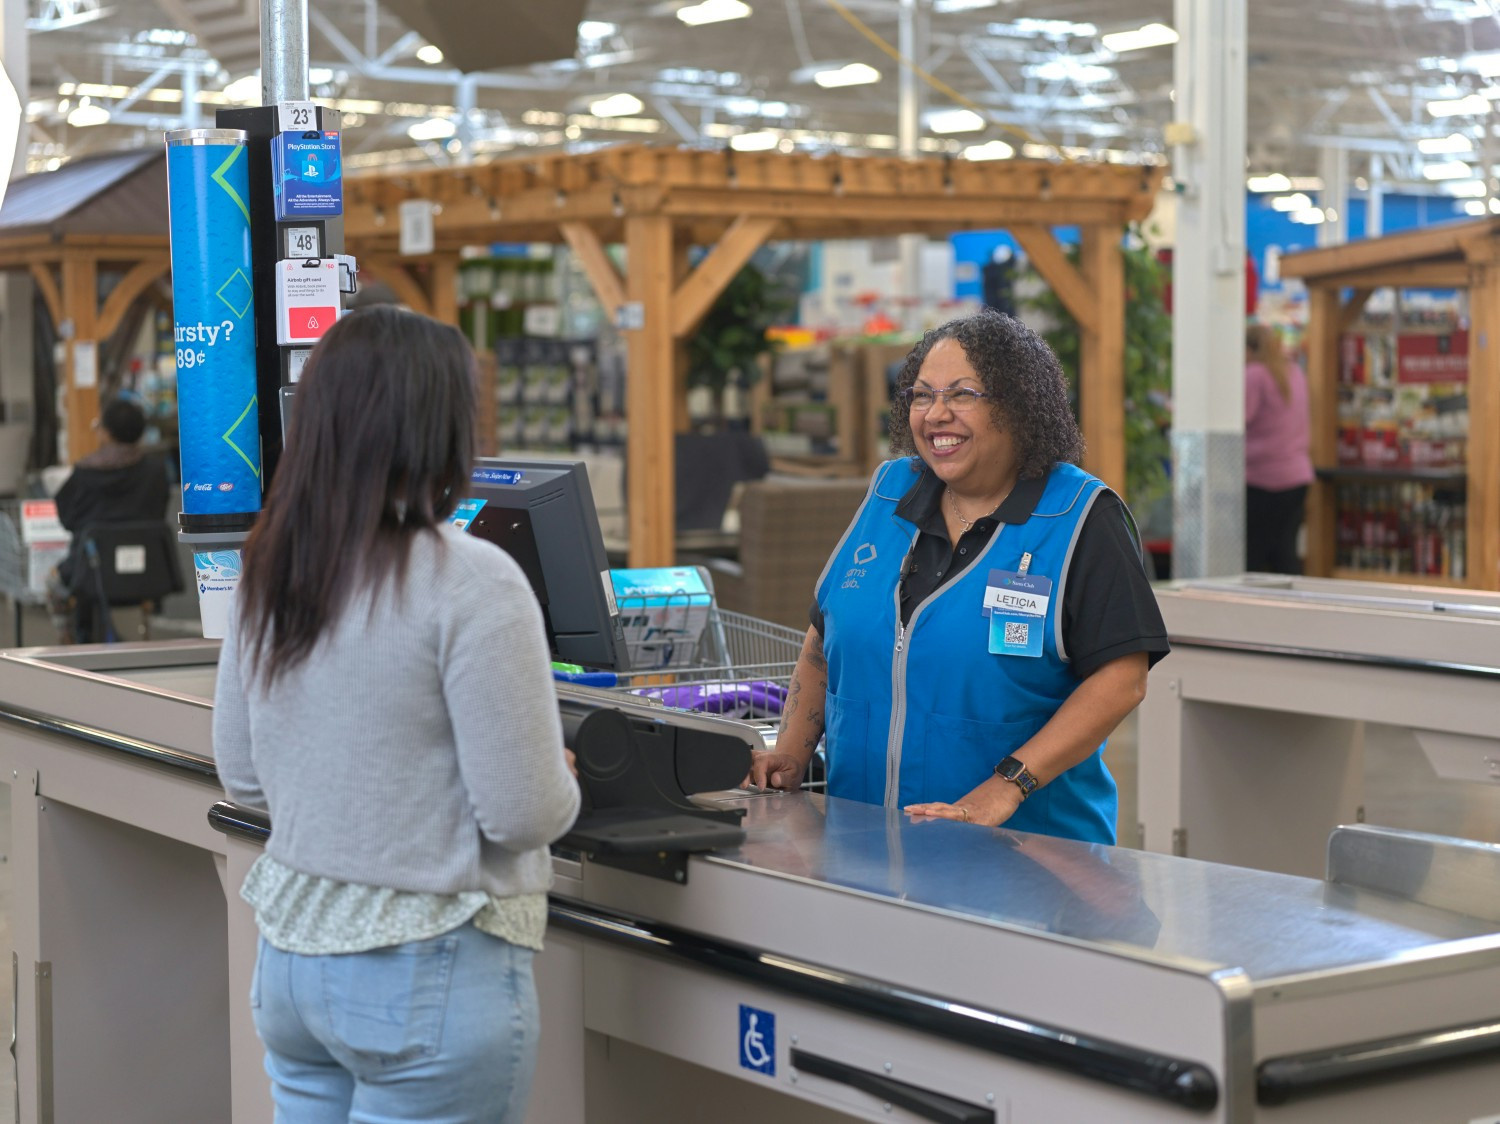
[1021,230,1173,511]
[687,262,790,392]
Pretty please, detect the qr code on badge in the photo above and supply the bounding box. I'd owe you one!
[1004,621,1029,646]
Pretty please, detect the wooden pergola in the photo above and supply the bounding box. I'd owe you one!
[345,145,1162,565]
[0,153,171,465]
[1280,218,1500,590]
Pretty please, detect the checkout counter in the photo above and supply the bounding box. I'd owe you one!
[0,640,1498,1123]
[1140,576,1500,877]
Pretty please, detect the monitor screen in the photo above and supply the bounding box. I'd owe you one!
[456,458,630,671]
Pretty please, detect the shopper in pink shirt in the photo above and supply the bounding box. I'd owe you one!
[1245,325,1314,573]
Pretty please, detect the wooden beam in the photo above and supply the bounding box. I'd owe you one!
[28,263,63,327]
[624,214,676,567]
[1009,224,1099,336]
[657,188,1128,229]
[97,256,171,340]
[1312,262,1470,291]
[1076,226,1125,495]
[669,215,777,339]
[62,253,101,464]
[1279,219,1487,280]
[359,256,434,317]
[1338,289,1374,333]
[1467,261,1500,589]
[1303,287,1342,577]
[560,222,626,318]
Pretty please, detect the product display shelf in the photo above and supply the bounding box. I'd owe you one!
[1281,219,1500,591]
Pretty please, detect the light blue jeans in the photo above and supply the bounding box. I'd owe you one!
[251,923,538,1124]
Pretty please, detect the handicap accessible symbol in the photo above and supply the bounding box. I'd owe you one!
[738,1004,774,1075]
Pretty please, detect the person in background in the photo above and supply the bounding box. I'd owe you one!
[49,395,169,642]
[213,307,579,1123]
[750,310,1169,842]
[1244,324,1314,574]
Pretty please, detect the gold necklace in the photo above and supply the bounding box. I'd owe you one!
[946,488,1003,532]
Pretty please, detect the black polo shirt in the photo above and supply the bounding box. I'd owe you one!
[811,467,1170,679]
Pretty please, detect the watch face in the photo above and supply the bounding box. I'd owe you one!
[999,757,1023,779]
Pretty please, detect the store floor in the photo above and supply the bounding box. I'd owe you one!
[0,612,1495,1122]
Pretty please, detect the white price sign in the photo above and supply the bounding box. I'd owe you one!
[278,101,317,133]
[285,226,320,257]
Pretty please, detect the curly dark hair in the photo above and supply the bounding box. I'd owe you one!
[888,309,1084,480]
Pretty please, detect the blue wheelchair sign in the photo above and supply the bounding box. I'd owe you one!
[738,1004,775,1076]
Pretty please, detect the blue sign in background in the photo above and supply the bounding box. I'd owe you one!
[165,134,262,516]
[472,467,524,486]
[273,132,344,220]
[738,1004,775,1076]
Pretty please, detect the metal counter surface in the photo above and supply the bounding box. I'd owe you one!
[702,793,1498,985]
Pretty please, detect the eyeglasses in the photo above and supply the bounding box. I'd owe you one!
[900,386,990,413]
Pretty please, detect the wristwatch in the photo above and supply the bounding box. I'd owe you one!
[994,755,1039,800]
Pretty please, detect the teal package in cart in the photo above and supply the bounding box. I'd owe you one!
[984,567,1051,658]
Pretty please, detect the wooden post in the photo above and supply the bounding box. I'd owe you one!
[62,252,101,464]
[1077,226,1126,495]
[1303,286,1341,577]
[625,214,676,567]
[428,257,460,326]
[1465,260,1500,589]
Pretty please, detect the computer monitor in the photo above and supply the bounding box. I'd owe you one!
[457,457,630,671]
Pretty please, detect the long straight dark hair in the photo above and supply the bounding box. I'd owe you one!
[237,305,477,685]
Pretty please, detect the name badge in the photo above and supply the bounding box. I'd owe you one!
[985,568,1051,658]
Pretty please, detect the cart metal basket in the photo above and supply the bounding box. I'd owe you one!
[613,605,805,722]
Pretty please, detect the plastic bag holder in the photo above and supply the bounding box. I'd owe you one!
[559,706,749,883]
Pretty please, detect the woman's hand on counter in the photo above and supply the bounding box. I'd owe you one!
[564,748,578,780]
[905,776,1024,828]
[746,751,808,791]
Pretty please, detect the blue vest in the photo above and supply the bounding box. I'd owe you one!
[815,458,1117,844]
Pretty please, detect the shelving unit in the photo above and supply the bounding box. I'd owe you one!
[1280,218,1500,591]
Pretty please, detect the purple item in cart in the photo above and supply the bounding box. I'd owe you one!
[632,680,788,718]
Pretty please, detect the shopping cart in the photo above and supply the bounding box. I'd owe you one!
[613,605,805,722]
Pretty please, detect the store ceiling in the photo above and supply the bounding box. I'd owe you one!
[17,0,1500,195]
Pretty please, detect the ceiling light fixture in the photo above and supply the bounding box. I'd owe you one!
[407,117,457,141]
[927,108,985,133]
[1428,94,1489,117]
[1465,199,1488,215]
[813,63,880,88]
[962,139,1014,161]
[416,44,444,64]
[932,0,999,11]
[1101,22,1178,53]
[578,20,617,39]
[222,73,261,103]
[1247,173,1292,193]
[1289,207,1326,225]
[677,0,752,27]
[308,68,334,85]
[589,93,643,117]
[66,103,111,127]
[1270,192,1313,212]
[1024,60,1115,84]
[1418,132,1473,154]
[729,129,779,151]
[1422,160,1476,180]
[1444,179,1488,197]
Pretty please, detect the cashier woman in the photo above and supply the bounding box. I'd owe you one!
[750,309,1169,844]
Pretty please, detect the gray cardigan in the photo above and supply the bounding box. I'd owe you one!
[213,524,580,899]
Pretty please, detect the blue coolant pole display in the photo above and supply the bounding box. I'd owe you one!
[165,128,262,517]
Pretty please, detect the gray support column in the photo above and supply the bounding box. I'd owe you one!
[1170,0,1247,577]
[1366,155,1384,238]
[262,0,310,105]
[0,0,33,444]
[897,0,926,307]
[1318,147,1349,247]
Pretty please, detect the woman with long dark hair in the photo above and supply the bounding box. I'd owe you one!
[213,306,578,1122]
